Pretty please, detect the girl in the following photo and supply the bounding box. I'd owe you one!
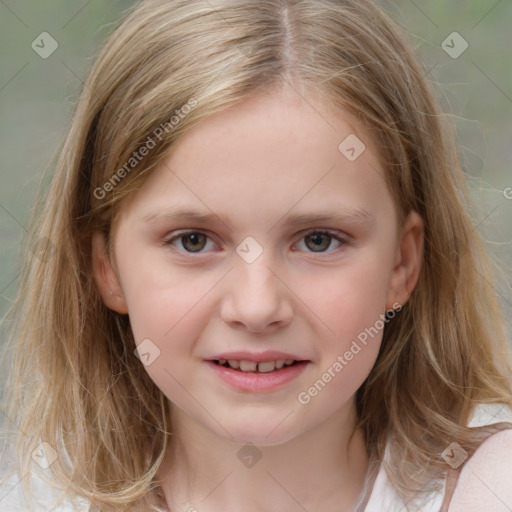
[1,0,512,511]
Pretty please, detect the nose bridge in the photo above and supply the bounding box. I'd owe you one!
[233,239,281,301]
[220,237,293,332]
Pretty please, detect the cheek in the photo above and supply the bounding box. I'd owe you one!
[116,253,215,402]
[118,246,207,339]
[296,287,386,415]
[294,252,392,406]
[302,251,393,343]
[123,284,207,408]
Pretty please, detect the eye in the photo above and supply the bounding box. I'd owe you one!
[165,231,217,253]
[294,229,347,254]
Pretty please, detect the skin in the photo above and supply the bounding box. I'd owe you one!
[92,83,424,511]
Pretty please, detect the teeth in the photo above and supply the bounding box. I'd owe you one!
[219,359,297,372]
[239,360,257,372]
[257,361,276,373]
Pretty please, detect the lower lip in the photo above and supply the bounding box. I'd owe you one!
[205,361,309,392]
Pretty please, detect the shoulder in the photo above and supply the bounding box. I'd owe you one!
[448,403,512,512]
[448,429,512,511]
[364,402,512,512]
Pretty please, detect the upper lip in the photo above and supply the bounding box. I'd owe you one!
[208,350,307,363]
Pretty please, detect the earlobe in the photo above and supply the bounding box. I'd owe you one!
[91,230,129,314]
[386,211,424,310]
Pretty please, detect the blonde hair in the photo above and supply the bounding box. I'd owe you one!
[2,0,511,510]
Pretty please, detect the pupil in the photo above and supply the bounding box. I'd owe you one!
[183,233,206,252]
[307,233,330,252]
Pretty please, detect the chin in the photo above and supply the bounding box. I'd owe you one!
[215,417,301,447]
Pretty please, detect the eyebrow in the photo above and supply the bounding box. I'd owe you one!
[143,206,374,230]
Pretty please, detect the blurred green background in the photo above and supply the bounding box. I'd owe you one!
[0,1,511,397]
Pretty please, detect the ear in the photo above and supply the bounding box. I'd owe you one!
[385,210,424,310]
[91,230,129,314]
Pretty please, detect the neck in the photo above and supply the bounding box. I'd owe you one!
[156,401,369,512]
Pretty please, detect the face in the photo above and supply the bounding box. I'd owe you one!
[92,86,423,445]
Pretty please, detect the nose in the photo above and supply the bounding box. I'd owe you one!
[219,255,294,334]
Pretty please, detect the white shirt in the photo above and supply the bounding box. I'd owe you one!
[1,402,511,511]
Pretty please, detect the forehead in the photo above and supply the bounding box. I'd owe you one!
[170,87,374,176]
[117,86,394,229]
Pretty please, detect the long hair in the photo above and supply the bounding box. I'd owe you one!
[2,0,511,510]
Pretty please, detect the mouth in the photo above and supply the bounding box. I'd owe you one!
[211,358,304,373]
[206,351,310,391]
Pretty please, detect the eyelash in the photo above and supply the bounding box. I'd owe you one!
[163,229,349,257]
